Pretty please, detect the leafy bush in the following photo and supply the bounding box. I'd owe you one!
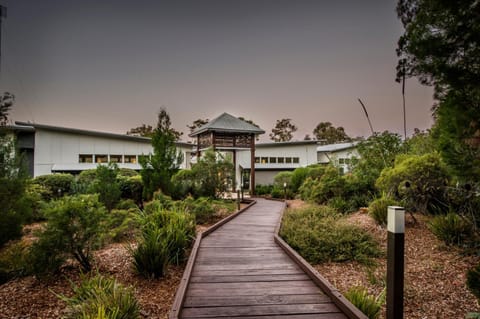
[273,171,292,189]
[59,274,140,319]
[182,196,216,224]
[376,153,449,214]
[327,197,349,214]
[280,206,381,264]
[91,164,121,211]
[29,195,107,274]
[270,187,294,200]
[428,212,473,246]
[298,165,345,204]
[290,167,310,193]
[132,207,195,277]
[77,169,98,186]
[255,184,274,196]
[467,263,480,300]
[118,168,139,177]
[0,241,29,284]
[34,173,75,198]
[344,286,384,319]
[368,194,399,226]
[105,208,140,242]
[118,175,143,205]
[170,169,196,199]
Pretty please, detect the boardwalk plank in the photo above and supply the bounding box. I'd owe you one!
[178,199,348,318]
[181,303,341,318]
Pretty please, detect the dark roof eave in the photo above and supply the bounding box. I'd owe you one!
[189,127,265,137]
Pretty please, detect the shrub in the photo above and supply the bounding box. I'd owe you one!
[280,206,381,264]
[118,175,143,205]
[368,194,399,226]
[376,153,449,214]
[118,168,139,177]
[255,184,274,196]
[34,173,75,198]
[29,195,107,274]
[105,208,140,242]
[270,187,294,199]
[273,171,293,189]
[77,169,98,186]
[182,196,216,224]
[344,286,383,319]
[290,167,310,193]
[0,241,29,284]
[299,165,346,204]
[328,197,349,214]
[467,263,480,300]
[170,169,196,199]
[132,207,195,277]
[428,212,473,246]
[92,163,121,211]
[59,274,140,319]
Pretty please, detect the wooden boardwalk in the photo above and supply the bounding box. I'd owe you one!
[178,198,352,318]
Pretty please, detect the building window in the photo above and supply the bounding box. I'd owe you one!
[339,158,345,164]
[95,155,108,163]
[269,157,277,163]
[124,155,137,163]
[293,157,299,164]
[285,157,292,163]
[79,154,93,163]
[261,157,268,164]
[278,157,284,163]
[110,155,122,163]
[255,157,260,164]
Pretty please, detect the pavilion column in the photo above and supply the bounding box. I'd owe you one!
[250,133,255,195]
[196,135,201,158]
[233,150,237,192]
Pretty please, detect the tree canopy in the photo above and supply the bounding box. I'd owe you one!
[187,119,209,133]
[0,92,14,126]
[126,124,155,137]
[128,110,183,140]
[396,0,480,181]
[140,108,183,199]
[313,122,351,145]
[270,118,297,142]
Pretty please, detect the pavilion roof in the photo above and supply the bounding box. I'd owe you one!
[189,112,265,137]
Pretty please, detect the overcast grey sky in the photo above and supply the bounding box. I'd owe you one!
[0,0,433,141]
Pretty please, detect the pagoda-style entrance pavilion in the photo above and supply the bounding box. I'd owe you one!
[189,113,265,195]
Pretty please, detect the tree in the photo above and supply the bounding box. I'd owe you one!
[140,108,183,199]
[396,0,480,181]
[303,134,312,141]
[0,93,30,247]
[238,117,261,141]
[127,124,155,137]
[92,163,121,211]
[270,118,297,142]
[0,92,14,126]
[191,149,234,198]
[313,122,351,145]
[187,118,209,133]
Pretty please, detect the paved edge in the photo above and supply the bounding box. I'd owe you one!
[169,200,257,319]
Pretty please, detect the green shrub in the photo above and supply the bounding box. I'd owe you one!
[467,263,480,300]
[0,241,29,284]
[34,173,75,198]
[182,196,216,224]
[376,153,449,214]
[290,167,310,193]
[29,195,107,274]
[59,274,140,319]
[273,171,293,189]
[77,169,98,186]
[105,208,140,242]
[344,286,384,319]
[280,206,381,264]
[118,175,143,205]
[91,164,121,211]
[270,187,294,199]
[132,207,195,277]
[428,212,473,246]
[118,168,139,177]
[298,166,346,204]
[255,184,274,196]
[170,169,196,199]
[368,194,399,226]
[328,197,349,214]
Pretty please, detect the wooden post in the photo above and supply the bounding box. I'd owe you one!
[233,150,237,192]
[196,135,200,158]
[387,206,405,319]
[250,134,255,195]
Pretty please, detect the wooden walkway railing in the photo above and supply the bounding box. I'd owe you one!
[169,198,367,319]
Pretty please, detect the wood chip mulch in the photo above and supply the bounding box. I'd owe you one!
[315,210,480,318]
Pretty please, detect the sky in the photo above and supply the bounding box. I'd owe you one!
[0,0,434,141]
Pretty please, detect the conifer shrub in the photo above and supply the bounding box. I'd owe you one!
[0,241,29,284]
[29,195,107,274]
[59,274,140,319]
[280,205,381,264]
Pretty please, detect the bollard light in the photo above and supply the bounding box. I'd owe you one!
[387,206,405,319]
